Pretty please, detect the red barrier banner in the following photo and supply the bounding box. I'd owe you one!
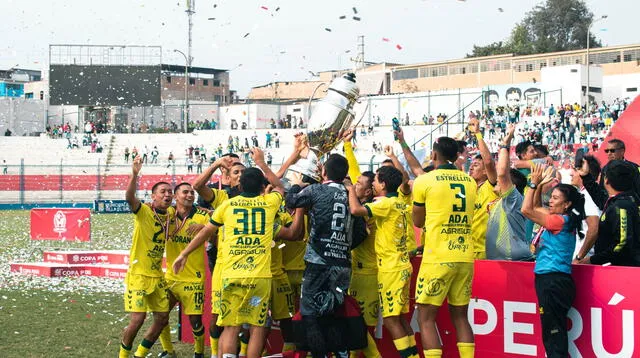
[30,208,91,241]
[182,259,640,357]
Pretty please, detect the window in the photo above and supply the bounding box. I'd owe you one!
[189,78,195,85]
[166,76,171,83]
[627,87,638,92]
[393,69,419,80]
[203,79,209,86]
[213,79,221,87]
[623,49,640,62]
[539,62,547,69]
[525,63,534,72]
[25,92,34,99]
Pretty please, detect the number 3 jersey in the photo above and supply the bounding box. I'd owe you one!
[129,203,176,277]
[286,182,352,267]
[164,206,211,283]
[412,164,477,263]
[210,192,283,279]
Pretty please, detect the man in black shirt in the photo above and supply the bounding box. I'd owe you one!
[599,139,640,197]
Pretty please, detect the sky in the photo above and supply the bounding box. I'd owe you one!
[1,0,638,96]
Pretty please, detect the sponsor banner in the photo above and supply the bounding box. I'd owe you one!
[42,250,130,265]
[30,208,91,241]
[94,200,131,213]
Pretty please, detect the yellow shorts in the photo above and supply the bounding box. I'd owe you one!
[217,277,271,327]
[211,263,223,315]
[286,270,304,299]
[378,268,412,318]
[124,273,169,313]
[270,273,295,321]
[415,262,474,307]
[349,271,379,326]
[166,279,205,315]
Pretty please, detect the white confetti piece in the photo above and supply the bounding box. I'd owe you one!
[602,262,611,266]
[336,287,343,293]
[458,193,466,198]
[278,243,286,249]
[572,208,580,215]
[608,293,625,306]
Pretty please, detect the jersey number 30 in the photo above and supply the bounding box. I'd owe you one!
[233,208,266,235]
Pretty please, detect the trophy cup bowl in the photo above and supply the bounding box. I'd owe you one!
[286,73,360,183]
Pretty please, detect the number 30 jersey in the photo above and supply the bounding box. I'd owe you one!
[210,192,283,279]
[286,182,352,267]
[412,164,477,263]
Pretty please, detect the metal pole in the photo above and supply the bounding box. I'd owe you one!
[586,22,591,107]
[19,158,25,205]
[174,49,189,133]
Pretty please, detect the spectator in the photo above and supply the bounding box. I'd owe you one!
[521,165,585,358]
[150,146,159,164]
[600,139,640,197]
[186,157,194,173]
[131,147,138,160]
[274,133,280,148]
[167,152,175,168]
[2,160,7,174]
[196,156,203,174]
[570,155,601,262]
[266,152,272,166]
[266,131,273,148]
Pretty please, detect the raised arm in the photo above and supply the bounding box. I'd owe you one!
[521,164,554,226]
[395,128,425,177]
[347,184,369,217]
[342,128,362,181]
[126,156,143,212]
[193,156,233,203]
[468,118,497,185]
[173,222,218,274]
[496,124,515,195]
[251,147,284,195]
[578,159,608,210]
[384,145,411,195]
[275,133,305,178]
[276,209,306,241]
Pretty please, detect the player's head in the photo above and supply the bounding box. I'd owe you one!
[355,171,375,201]
[228,162,246,187]
[239,167,267,194]
[374,165,403,196]
[534,144,549,158]
[469,154,487,183]
[515,140,536,160]
[322,154,349,182]
[431,136,459,164]
[509,169,527,195]
[603,160,635,194]
[173,182,195,207]
[380,159,394,167]
[151,181,173,210]
[222,153,241,174]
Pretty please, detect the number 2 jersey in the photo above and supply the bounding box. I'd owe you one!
[412,164,477,263]
[164,206,211,283]
[129,203,176,277]
[210,192,283,279]
[286,182,352,267]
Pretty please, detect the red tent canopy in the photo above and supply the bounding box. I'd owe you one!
[595,96,640,165]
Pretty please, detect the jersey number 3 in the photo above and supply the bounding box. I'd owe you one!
[450,183,467,212]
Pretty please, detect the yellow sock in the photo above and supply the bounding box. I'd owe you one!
[363,332,381,358]
[119,342,132,358]
[210,334,220,357]
[406,335,419,358]
[134,338,154,357]
[457,342,475,358]
[239,340,248,355]
[423,349,442,357]
[393,336,414,358]
[282,342,296,352]
[159,325,174,353]
[192,326,205,354]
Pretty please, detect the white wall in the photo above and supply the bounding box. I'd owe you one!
[602,73,640,103]
[541,65,603,105]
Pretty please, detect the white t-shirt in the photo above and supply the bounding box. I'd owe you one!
[574,188,600,257]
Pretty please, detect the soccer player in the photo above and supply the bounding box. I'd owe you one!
[343,129,382,358]
[158,183,209,358]
[173,148,291,358]
[348,165,418,358]
[467,117,498,259]
[120,156,175,358]
[192,155,242,356]
[285,154,353,358]
[412,136,477,358]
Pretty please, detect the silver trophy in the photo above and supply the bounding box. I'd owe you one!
[288,73,360,182]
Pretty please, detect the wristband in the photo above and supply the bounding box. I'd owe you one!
[499,144,510,150]
[475,133,483,141]
[574,255,583,261]
[401,142,409,149]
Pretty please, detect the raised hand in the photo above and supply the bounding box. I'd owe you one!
[468,117,479,134]
[132,156,143,176]
[250,147,265,164]
[384,145,395,158]
[342,128,354,142]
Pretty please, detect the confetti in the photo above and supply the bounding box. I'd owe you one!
[572,208,580,215]
[260,6,268,10]
[275,7,280,11]
[352,7,358,14]
[336,287,343,293]
[602,262,612,266]
[457,193,466,198]
[243,32,250,38]
[396,44,403,50]
[382,38,390,42]
[324,28,332,32]
[498,8,504,12]
[352,16,361,21]
[339,15,346,19]
[278,243,286,249]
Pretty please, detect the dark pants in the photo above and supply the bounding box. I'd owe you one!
[535,273,576,358]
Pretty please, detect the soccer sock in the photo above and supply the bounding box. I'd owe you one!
[362,332,381,358]
[134,338,154,357]
[282,342,296,352]
[193,326,205,354]
[423,349,443,357]
[119,342,132,358]
[457,342,475,358]
[406,335,419,358]
[159,325,174,353]
[210,326,222,358]
[393,336,414,358]
[239,332,249,357]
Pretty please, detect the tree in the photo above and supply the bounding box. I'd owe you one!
[467,0,602,58]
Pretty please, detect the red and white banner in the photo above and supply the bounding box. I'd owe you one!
[30,208,91,241]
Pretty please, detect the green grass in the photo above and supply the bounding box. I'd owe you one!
[0,211,200,357]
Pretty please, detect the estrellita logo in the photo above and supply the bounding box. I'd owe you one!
[53,211,67,236]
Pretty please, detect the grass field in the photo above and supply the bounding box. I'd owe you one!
[0,211,197,357]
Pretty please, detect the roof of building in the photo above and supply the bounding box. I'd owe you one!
[161,64,227,75]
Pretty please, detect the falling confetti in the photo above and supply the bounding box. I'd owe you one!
[260,6,268,10]
[382,38,390,42]
[396,44,403,50]
[339,15,346,19]
[243,32,250,38]
[352,16,361,21]
[352,7,358,14]
[498,8,504,12]
[324,28,332,32]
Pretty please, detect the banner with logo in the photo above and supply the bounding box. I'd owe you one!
[30,208,91,241]
[94,200,131,213]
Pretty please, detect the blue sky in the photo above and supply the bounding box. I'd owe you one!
[1,0,637,96]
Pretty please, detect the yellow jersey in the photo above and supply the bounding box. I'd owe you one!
[210,192,283,278]
[365,194,412,272]
[412,164,477,263]
[282,215,307,271]
[209,188,230,263]
[129,204,176,277]
[271,209,294,277]
[472,180,498,257]
[165,206,211,282]
[351,212,378,275]
[398,190,418,252]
